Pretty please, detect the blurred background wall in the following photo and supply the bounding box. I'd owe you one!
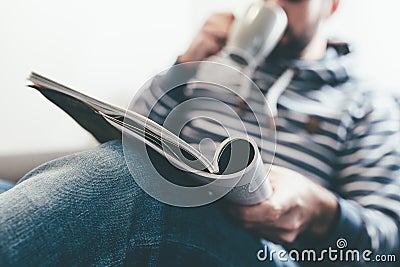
[0,0,399,180]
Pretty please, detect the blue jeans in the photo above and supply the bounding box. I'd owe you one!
[0,179,13,194]
[0,141,287,266]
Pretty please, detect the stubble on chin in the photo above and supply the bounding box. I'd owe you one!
[269,27,314,60]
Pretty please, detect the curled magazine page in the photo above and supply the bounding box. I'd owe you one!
[28,72,217,174]
[123,61,277,207]
[28,60,277,208]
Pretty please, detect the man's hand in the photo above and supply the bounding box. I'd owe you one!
[177,13,235,63]
[226,165,339,245]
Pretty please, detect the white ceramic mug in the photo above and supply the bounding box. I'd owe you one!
[225,1,288,65]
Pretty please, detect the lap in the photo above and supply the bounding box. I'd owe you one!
[0,140,274,266]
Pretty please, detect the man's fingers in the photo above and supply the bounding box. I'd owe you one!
[202,27,228,45]
[203,12,235,39]
[201,34,224,56]
[227,201,285,223]
[206,12,235,28]
[202,23,231,39]
[272,208,308,233]
[178,12,235,63]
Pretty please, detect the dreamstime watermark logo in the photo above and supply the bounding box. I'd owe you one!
[122,60,277,207]
[257,238,397,263]
[336,238,347,249]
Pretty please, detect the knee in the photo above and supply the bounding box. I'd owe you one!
[20,140,150,193]
[15,140,160,222]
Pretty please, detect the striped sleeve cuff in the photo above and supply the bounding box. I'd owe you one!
[295,196,370,251]
[324,197,370,250]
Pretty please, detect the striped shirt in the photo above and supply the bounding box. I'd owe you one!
[135,44,400,262]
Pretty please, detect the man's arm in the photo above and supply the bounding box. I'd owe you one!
[226,165,340,243]
[327,91,400,256]
[177,13,234,64]
[227,91,400,265]
[133,13,235,123]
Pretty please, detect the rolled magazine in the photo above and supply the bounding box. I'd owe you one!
[27,72,272,205]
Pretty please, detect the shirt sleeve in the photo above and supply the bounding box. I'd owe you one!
[299,90,400,266]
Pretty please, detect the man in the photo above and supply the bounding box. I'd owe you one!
[1,0,399,266]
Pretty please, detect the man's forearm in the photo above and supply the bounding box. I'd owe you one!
[295,197,400,265]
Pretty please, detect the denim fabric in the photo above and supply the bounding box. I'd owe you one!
[0,179,14,194]
[0,140,282,267]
